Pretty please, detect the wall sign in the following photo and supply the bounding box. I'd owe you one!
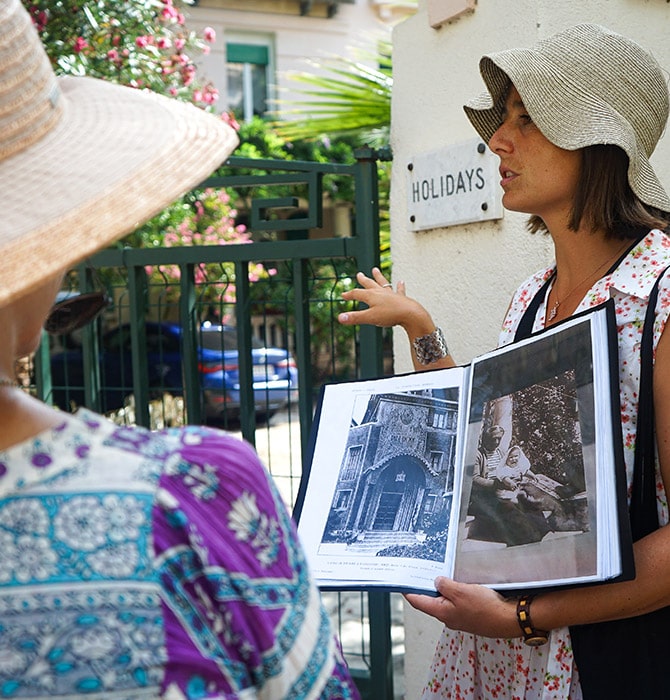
[427,0,476,29]
[406,138,503,231]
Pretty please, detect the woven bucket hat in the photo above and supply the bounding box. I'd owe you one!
[0,0,239,306]
[464,23,670,213]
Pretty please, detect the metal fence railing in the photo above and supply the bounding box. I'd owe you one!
[29,152,400,699]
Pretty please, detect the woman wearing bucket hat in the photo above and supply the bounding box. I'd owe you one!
[0,1,360,698]
[339,23,670,699]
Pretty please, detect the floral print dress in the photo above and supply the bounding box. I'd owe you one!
[420,229,670,699]
[0,408,359,699]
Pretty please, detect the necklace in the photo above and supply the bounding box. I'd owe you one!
[0,378,18,388]
[547,243,630,322]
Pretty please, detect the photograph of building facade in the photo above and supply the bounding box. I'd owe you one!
[320,389,458,560]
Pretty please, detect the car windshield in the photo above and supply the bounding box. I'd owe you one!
[199,327,264,351]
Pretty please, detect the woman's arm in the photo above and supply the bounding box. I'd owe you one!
[338,267,456,371]
[406,322,670,638]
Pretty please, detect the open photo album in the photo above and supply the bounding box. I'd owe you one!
[294,303,634,594]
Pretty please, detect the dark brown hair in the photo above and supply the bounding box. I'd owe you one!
[527,144,670,238]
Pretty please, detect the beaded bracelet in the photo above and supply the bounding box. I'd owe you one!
[412,327,449,365]
[516,595,549,646]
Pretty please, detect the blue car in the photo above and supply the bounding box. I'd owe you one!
[49,321,298,420]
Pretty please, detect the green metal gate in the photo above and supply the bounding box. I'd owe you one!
[33,150,399,698]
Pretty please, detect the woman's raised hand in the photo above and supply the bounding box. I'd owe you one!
[338,267,432,332]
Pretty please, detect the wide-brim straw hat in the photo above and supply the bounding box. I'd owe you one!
[464,23,670,213]
[0,0,239,306]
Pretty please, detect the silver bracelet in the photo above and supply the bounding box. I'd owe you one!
[412,327,449,365]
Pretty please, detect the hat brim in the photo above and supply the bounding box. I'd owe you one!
[464,50,670,213]
[0,75,239,306]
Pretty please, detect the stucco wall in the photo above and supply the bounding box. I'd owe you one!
[392,1,670,697]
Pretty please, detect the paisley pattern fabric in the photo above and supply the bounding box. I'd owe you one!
[421,230,670,699]
[0,409,359,699]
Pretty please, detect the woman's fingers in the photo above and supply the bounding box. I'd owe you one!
[370,267,390,287]
[338,268,410,327]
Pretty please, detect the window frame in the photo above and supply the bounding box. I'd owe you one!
[225,34,275,122]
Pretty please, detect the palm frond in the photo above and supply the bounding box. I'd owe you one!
[269,40,393,145]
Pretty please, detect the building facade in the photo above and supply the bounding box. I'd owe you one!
[187,0,414,123]
[323,391,458,556]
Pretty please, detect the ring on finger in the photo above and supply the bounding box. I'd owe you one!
[382,283,393,288]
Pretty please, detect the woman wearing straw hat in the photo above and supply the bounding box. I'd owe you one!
[0,1,360,698]
[339,23,670,699]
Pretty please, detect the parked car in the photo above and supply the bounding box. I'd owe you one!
[198,322,299,421]
[49,321,298,421]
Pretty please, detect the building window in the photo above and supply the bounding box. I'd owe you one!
[226,42,269,122]
[432,409,446,429]
[423,494,437,514]
[341,445,363,480]
[335,489,352,509]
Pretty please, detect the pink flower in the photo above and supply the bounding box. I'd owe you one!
[157,36,172,49]
[29,8,48,32]
[73,36,88,53]
[161,5,179,20]
[107,49,119,61]
[181,65,196,87]
[203,26,216,43]
[221,112,240,131]
[135,35,151,48]
[203,87,219,105]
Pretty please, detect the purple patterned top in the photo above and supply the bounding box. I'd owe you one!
[0,408,360,699]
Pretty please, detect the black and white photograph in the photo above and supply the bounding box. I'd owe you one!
[453,315,613,588]
[463,371,588,551]
[318,388,459,563]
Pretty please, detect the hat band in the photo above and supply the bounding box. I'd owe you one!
[0,5,64,161]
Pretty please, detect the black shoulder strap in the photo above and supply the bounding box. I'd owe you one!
[514,273,555,342]
[629,266,670,540]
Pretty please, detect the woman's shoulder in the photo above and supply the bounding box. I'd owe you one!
[162,424,276,502]
[108,420,273,496]
[79,413,274,503]
[515,266,555,295]
[497,266,554,343]
[94,415,261,469]
[504,266,556,315]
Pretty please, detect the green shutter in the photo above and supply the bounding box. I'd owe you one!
[226,43,269,65]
